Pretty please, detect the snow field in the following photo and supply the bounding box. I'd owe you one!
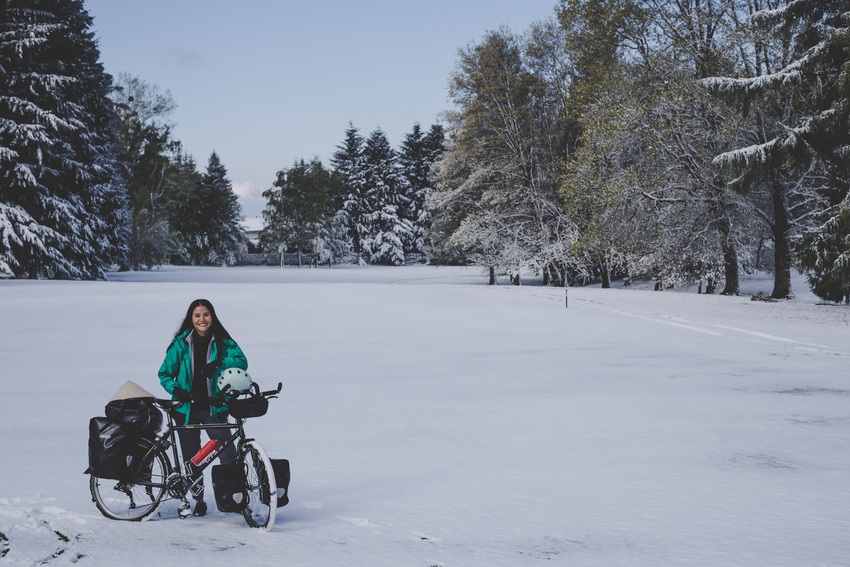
[0,266,848,566]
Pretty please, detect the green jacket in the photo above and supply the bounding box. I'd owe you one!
[158,329,248,424]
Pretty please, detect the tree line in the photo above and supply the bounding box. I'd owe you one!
[2,0,849,303]
[0,0,445,277]
[0,0,243,277]
[427,0,850,302]
[259,123,444,266]
[265,0,850,301]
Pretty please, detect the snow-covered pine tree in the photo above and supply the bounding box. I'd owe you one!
[797,198,850,303]
[199,152,243,265]
[703,1,849,299]
[361,128,411,265]
[0,0,127,279]
[423,125,446,166]
[170,152,242,265]
[331,123,365,256]
[399,123,444,255]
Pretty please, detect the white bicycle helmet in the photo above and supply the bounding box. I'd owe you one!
[217,367,252,394]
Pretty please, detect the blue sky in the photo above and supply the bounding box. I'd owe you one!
[85,1,559,220]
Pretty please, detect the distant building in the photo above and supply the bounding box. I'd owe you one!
[241,216,263,250]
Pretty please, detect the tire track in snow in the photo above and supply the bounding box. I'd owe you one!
[591,299,847,356]
[551,292,850,358]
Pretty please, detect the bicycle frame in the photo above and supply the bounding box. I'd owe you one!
[142,403,252,497]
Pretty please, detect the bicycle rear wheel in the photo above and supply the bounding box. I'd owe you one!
[90,439,169,521]
[240,440,277,530]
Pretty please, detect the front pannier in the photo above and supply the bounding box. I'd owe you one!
[212,463,248,512]
[271,458,290,507]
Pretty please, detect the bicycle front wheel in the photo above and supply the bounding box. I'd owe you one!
[240,440,277,530]
[90,439,169,521]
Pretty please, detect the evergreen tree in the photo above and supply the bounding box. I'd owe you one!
[171,152,242,265]
[201,152,243,264]
[331,123,365,255]
[705,1,850,299]
[161,152,201,264]
[260,157,346,263]
[797,200,850,303]
[399,123,445,255]
[361,128,411,265]
[0,0,127,279]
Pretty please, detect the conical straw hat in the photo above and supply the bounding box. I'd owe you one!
[109,380,156,401]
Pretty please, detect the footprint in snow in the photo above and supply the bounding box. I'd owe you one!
[338,516,374,528]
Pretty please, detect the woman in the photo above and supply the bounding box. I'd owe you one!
[158,298,248,517]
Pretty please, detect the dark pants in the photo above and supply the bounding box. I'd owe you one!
[176,408,237,502]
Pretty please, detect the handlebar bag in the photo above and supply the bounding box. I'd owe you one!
[227,394,268,419]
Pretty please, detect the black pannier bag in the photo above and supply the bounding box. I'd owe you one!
[87,417,151,480]
[271,459,290,507]
[105,397,163,432]
[212,463,248,512]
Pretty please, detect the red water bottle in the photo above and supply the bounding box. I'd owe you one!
[191,439,218,466]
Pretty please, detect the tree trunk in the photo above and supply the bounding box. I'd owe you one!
[770,179,793,299]
[720,245,739,295]
[600,262,611,289]
[489,266,495,285]
[545,263,564,287]
[718,217,740,295]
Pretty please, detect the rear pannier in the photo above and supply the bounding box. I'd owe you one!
[87,391,161,480]
[87,417,152,480]
[104,397,163,432]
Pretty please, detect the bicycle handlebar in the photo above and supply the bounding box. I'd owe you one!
[155,381,283,408]
[260,382,283,397]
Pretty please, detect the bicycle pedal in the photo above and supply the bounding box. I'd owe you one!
[177,502,191,519]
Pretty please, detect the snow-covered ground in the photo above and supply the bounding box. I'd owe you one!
[1,265,848,566]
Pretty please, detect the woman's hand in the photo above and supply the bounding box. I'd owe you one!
[202,360,221,379]
[172,387,192,403]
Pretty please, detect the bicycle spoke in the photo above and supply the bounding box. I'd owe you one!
[90,441,169,521]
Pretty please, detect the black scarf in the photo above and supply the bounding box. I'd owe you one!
[191,331,213,410]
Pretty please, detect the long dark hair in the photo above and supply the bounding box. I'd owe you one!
[173,299,235,350]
